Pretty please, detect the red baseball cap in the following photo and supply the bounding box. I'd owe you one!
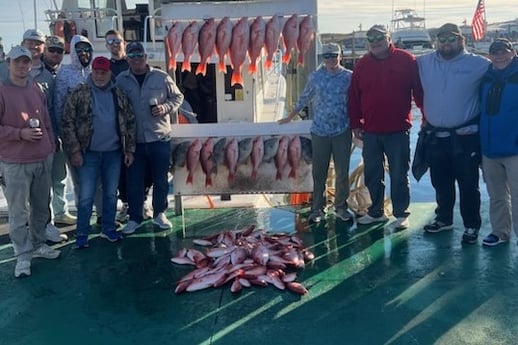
[92,56,111,72]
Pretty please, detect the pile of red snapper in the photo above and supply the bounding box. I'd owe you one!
[171,225,314,295]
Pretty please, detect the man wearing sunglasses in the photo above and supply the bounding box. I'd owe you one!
[417,23,489,244]
[279,43,353,224]
[117,42,184,234]
[105,30,129,77]
[348,24,424,230]
[43,35,65,77]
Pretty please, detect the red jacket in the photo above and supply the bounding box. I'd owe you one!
[348,45,423,133]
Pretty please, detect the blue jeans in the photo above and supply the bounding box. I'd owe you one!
[76,150,122,237]
[127,141,171,223]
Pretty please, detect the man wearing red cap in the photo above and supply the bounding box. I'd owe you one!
[62,56,136,248]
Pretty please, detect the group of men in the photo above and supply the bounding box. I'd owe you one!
[0,29,184,278]
[284,23,518,251]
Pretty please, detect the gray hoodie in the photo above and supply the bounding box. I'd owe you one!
[417,50,489,129]
[53,35,93,136]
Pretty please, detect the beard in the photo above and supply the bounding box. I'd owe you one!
[438,45,463,60]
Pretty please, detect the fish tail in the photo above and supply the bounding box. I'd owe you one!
[205,176,212,187]
[288,169,296,179]
[282,51,291,64]
[297,53,304,66]
[186,173,193,185]
[195,63,207,76]
[168,57,177,71]
[231,69,244,87]
[264,59,273,70]
[228,172,235,183]
[276,170,282,180]
[248,60,257,74]
[251,170,257,180]
[218,61,227,73]
[181,59,191,72]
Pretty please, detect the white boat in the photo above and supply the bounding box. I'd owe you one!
[39,0,320,214]
[390,8,433,55]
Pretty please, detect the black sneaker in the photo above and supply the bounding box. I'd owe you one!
[308,210,325,223]
[462,228,479,244]
[423,221,453,233]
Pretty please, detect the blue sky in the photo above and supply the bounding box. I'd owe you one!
[1,0,515,50]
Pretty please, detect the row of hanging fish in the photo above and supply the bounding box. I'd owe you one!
[171,135,312,187]
[171,225,313,295]
[164,14,315,86]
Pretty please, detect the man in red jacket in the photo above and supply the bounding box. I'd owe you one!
[348,25,423,229]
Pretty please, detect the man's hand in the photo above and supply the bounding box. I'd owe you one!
[20,127,43,142]
[124,152,134,167]
[70,152,83,167]
[352,128,364,141]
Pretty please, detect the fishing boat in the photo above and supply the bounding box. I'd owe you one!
[390,8,433,55]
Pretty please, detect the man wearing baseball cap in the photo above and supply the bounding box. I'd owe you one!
[279,42,354,224]
[43,35,65,77]
[417,23,490,244]
[62,56,136,248]
[0,45,59,277]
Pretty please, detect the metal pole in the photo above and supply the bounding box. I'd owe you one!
[33,0,38,29]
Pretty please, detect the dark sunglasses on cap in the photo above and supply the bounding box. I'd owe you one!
[106,38,122,45]
[367,34,386,43]
[75,47,92,54]
[322,53,339,59]
[438,35,458,43]
[47,47,64,54]
[127,51,145,59]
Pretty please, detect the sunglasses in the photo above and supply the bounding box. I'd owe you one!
[437,36,458,43]
[75,47,92,54]
[367,34,386,43]
[47,47,64,54]
[127,52,145,59]
[106,38,122,45]
[322,53,339,59]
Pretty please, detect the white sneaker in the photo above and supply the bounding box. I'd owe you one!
[45,223,68,242]
[15,259,31,278]
[395,217,410,229]
[152,212,172,229]
[357,214,389,225]
[32,244,61,259]
[116,203,129,223]
[143,203,153,220]
[121,220,141,235]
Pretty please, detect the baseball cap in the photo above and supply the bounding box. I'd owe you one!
[489,38,513,54]
[23,29,46,43]
[92,56,111,71]
[7,45,32,61]
[437,23,463,37]
[322,43,341,55]
[46,35,65,50]
[126,41,145,54]
[367,25,388,36]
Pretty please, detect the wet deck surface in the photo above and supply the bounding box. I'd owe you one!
[1,199,517,345]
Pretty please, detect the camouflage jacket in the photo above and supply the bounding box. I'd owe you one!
[62,83,136,155]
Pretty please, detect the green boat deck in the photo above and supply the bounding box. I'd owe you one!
[1,200,517,345]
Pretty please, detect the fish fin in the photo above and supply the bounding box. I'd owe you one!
[195,63,207,76]
[264,59,273,70]
[181,59,191,72]
[231,69,244,87]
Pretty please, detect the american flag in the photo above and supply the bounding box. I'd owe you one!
[471,0,486,41]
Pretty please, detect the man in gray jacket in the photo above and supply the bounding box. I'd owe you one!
[417,23,490,244]
[117,42,183,235]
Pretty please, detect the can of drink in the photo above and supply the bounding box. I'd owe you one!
[29,118,40,128]
[149,97,159,111]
